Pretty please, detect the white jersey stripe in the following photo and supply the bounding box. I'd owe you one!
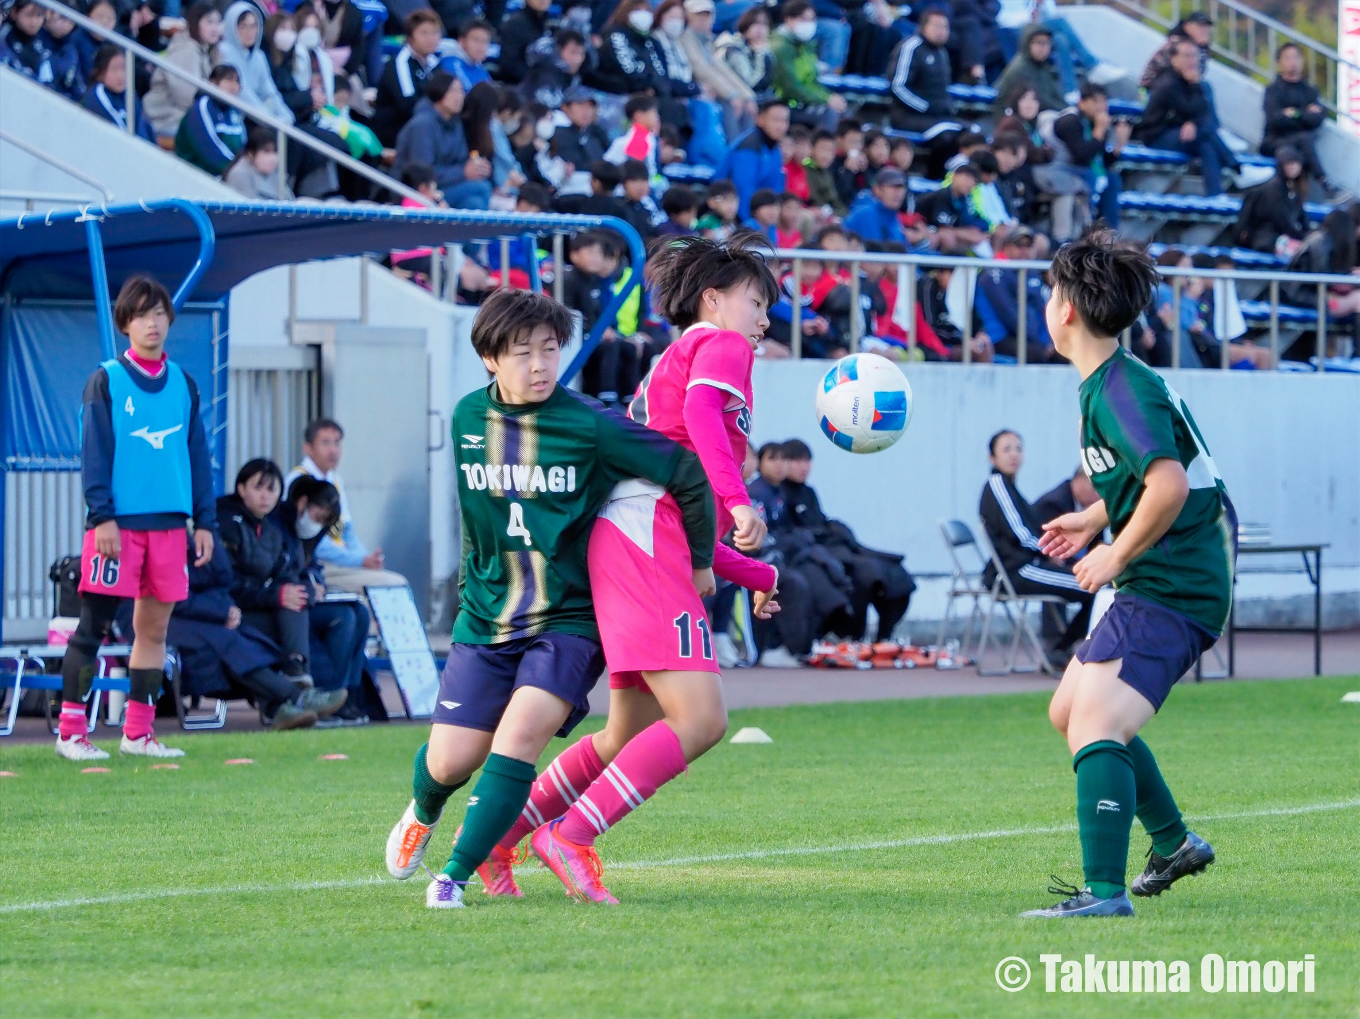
[990,474,1043,552]
[1017,562,1086,591]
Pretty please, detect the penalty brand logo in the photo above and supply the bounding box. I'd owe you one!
[1095,799,1120,813]
[130,424,183,449]
[440,700,460,710]
[996,954,1317,994]
[461,435,485,449]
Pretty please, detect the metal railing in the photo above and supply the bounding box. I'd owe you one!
[775,248,1356,371]
[0,129,115,203]
[1084,0,1358,124]
[28,0,434,206]
[0,189,106,210]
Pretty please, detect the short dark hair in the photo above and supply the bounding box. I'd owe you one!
[779,191,802,205]
[662,186,700,215]
[1276,40,1300,60]
[425,69,457,102]
[91,42,124,81]
[620,158,650,182]
[1047,228,1158,338]
[988,429,1020,456]
[625,93,659,119]
[460,16,494,37]
[209,63,240,84]
[970,150,999,175]
[405,8,443,34]
[517,182,552,210]
[757,97,790,114]
[286,474,342,530]
[991,131,1026,154]
[889,135,914,153]
[401,161,437,189]
[812,224,846,246]
[570,229,608,254]
[645,236,780,330]
[245,125,277,155]
[782,0,813,20]
[555,27,586,48]
[835,118,862,138]
[788,124,812,141]
[1079,81,1107,101]
[758,441,784,460]
[304,418,344,444]
[589,159,621,189]
[470,288,574,360]
[812,129,835,145]
[113,275,174,332]
[919,6,949,25]
[781,438,812,461]
[705,179,737,199]
[235,457,283,493]
[735,4,768,33]
[749,188,779,214]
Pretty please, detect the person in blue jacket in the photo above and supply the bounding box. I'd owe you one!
[843,167,910,245]
[174,64,248,175]
[716,98,789,218]
[81,43,157,143]
[974,227,1059,362]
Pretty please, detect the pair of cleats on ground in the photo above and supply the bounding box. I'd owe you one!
[1019,832,1216,918]
[386,800,618,910]
[54,732,185,761]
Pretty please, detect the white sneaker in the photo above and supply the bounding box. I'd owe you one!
[119,733,186,757]
[54,734,110,761]
[1232,165,1276,190]
[387,799,440,879]
[426,873,465,909]
[1086,61,1127,85]
[714,633,741,669]
[759,646,804,669]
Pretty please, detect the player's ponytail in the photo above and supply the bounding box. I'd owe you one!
[644,233,780,330]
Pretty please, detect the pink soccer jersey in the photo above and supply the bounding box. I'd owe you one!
[628,324,753,534]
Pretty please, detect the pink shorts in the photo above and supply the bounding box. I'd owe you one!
[79,526,189,602]
[588,488,719,688]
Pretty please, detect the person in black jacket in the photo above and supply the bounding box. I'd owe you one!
[977,430,1092,657]
[780,439,915,642]
[520,27,586,108]
[562,230,638,404]
[946,0,1001,84]
[1261,42,1327,182]
[370,8,442,145]
[494,0,552,85]
[887,10,964,177]
[745,442,816,662]
[1232,147,1310,253]
[553,85,610,167]
[588,0,669,96]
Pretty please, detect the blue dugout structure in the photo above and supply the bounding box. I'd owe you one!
[0,199,644,643]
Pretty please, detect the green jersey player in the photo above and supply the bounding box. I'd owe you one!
[1022,231,1236,919]
[384,288,717,910]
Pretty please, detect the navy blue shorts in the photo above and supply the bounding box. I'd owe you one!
[1074,592,1218,712]
[432,632,606,738]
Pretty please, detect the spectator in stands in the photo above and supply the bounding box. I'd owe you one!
[0,0,55,88]
[145,2,224,139]
[782,126,811,200]
[742,187,780,243]
[441,17,493,92]
[175,64,247,175]
[743,442,815,664]
[918,264,994,361]
[1048,82,1127,234]
[371,8,442,146]
[776,192,804,247]
[225,126,292,197]
[463,81,527,195]
[804,129,844,215]
[73,0,116,81]
[652,0,701,103]
[278,474,373,726]
[658,185,700,235]
[553,158,632,220]
[41,7,84,100]
[916,161,988,255]
[1138,11,1211,91]
[990,23,1063,115]
[947,0,1002,84]
[995,83,1054,166]
[717,98,789,218]
[521,28,586,109]
[964,149,1017,235]
[284,7,339,109]
[715,5,773,97]
[976,227,1058,361]
[887,9,964,177]
[1232,147,1310,255]
[220,2,292,122]
[393,71,494,210]
[284,418,409,594]
[992,131,1041,229]
[618,157,664,238]
[81,43,157,142]
[978,430,1093,661]
[495,0,552,85]
[590,0,668,96]
[682,0,756,135]
[844,167,909,245]
[553,84,608,170]
[779,439,915,641]
[604,93,662,179]
[565,231,636,404]
[1151,249,1219,368]
[695,178,740,238]
[770,0,845,130]
[1033,464,1100,535]
[1262,42,1328,185]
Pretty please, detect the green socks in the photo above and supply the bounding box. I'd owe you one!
[412,742,464,825]
[1073,740,1136,900]
[443,753,538,884]
[1128,736,1189,857]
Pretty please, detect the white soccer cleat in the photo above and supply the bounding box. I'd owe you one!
[426,874,465,909]
[54,734,110,761]
[119,733,186,757]
[387,799,440,879]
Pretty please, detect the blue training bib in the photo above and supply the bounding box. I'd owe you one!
[104,359,193,518]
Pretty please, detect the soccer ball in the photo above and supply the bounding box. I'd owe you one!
[815,353,913,454]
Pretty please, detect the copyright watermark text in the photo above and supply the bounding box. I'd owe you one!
[994,953,1315,994]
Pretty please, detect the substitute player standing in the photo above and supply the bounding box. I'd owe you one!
[526,236,783,904]
[55,276,216,761]
[1021,231,1234,918]
[384,288,719,909]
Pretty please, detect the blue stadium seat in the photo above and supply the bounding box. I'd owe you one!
[1146,242,1289,268]
[663,164,715,185]
[1239,300,1319,324]
[814,76,997,106]
[1120,191,1333,224]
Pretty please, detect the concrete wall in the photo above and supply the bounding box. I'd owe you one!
[0,65,236,212]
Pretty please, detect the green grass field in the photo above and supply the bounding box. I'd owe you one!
[2,676,1357,1018]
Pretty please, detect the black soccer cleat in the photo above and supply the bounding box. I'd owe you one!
[1131,831,1215,897]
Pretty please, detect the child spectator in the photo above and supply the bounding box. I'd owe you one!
[371,8,443,147]
[844,167,909,245]
[916,161,989,255]
[832,118,868,210]
[783,124,812,201]
[992,131,1041,230]
[863,129,890,179]
[918,265,995,361]
[1,1,55,91]
[618,158,664,240]
[42,7,83,100]
[776,192,804,248]
[554,85,608,171]
[175,64,247,176]
[564,232,638,405]
[73,0,116,81]
[888,136,915,173]
[871,241,954,360]
[441,17,493,92]
[605,93,662,181]
[658,186,701,236]
[743,188,780,244]
[966,150,1016,233]
[81,43,157,143]
[226,126,292,199]
[944,129,989,173]
[145,1,224,140]
[390,163,450,288]
[776,254,842,358]
[554,160,636,228]
[804,129,844,215]
[521,27,587,109]
[696,179,739,240]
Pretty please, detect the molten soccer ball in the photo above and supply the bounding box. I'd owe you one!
[815,353,913,454]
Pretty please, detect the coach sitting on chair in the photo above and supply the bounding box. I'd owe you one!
[284,418,409,595]
[978,429,1093,662]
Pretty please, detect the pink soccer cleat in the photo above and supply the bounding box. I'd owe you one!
[530,819,618,905]
[477,841,526,898]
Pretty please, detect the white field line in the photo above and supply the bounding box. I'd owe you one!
[3,797,1356,916]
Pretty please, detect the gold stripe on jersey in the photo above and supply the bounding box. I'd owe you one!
[484,409,506,497]
[494,549,525,640]
[518,414,540,499]
[524,549,550,635]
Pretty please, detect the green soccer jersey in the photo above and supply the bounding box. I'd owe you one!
[451,381,716,645]
[1078,348,1236,635]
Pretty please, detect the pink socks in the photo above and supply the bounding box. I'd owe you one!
[498,734,605,850]
[58,701,86,740]
[556,721,687,847]
[123,700,155,741]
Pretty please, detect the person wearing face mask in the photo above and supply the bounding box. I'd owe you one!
[145,1,225,138]
[81,43,158,143]
[462,81,528,194]
[590,0,671,97]
[495,0,553,85]
[650,0,700,101]
[226,127,295,198]
[220,2,294,123]
[769,0,846,130]
[520,27,587,110]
